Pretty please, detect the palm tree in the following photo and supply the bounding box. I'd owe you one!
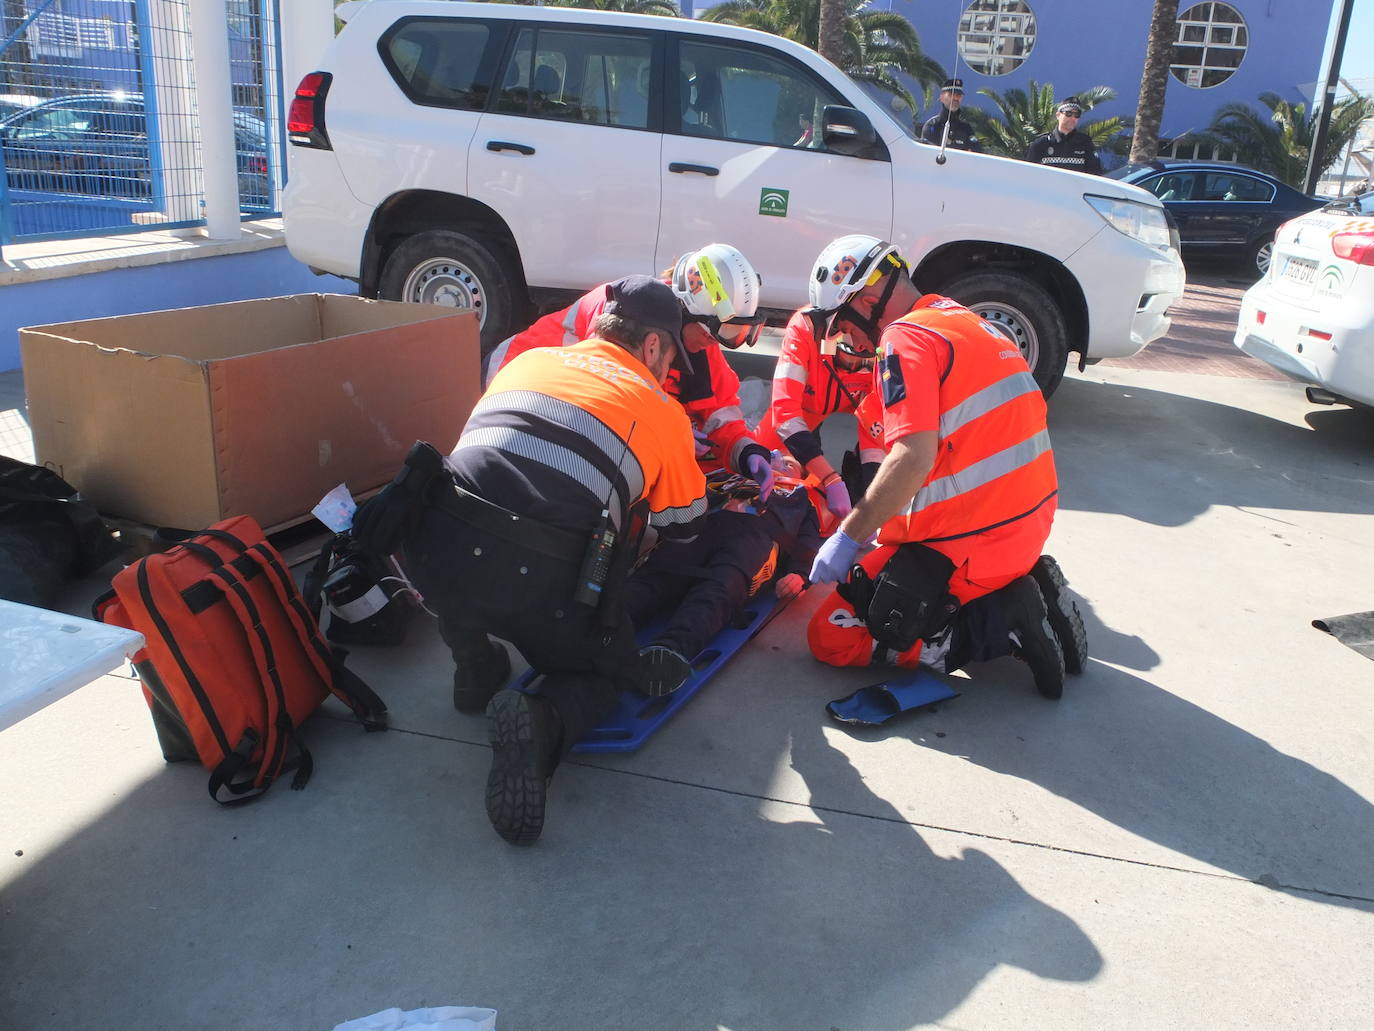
[963,81,1121,159]
[817,0,845,67]
[1128,0,1179,164]
[1194,91,1374,190]
[702,0,945,115]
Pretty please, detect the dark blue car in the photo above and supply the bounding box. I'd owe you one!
[1107,160,1324,278]
[0,92,272,210]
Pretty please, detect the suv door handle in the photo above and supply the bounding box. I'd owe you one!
[668,162,719,177]
[487,140,535,155]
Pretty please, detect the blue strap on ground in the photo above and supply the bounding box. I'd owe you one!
[826,670,960,727]
[513,592,787,753]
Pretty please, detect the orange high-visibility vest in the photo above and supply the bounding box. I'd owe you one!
[876,299,1057,545]
[487,282,764,477]
[460,339,707,542]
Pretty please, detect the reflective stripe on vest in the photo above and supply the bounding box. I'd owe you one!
[651,493,708,528]
[903,429,1051,517]
[458,389,646,529]
[703,404,745,433]
[940,370,1040,439]
[883,305,1055,542]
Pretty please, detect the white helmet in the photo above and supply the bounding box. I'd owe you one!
[671,243,762,322]
[808,235,907,313]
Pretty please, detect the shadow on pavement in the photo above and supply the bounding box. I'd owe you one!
[1074,594,1160,672]
[0,681,1103,1031]
[837,655,1374,912]
[1049,376,1374,526]
[776,715,1105,1027]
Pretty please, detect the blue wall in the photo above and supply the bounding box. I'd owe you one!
[0,244,354,371]
[885,0,1331,141]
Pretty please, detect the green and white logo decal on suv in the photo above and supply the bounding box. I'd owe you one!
[758,188,789,217]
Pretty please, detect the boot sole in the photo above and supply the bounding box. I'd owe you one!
[640,648,693,697]
[1008,578,1066,700]
[484,691,549,846]
[1032,557,1089,676]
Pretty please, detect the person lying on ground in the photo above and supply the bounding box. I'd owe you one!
[623,458,821,693]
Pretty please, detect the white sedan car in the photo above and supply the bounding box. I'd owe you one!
[1235,191,1374,407]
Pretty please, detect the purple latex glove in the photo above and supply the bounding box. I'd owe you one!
[745,453,775,503]
[810,529,861,584]
[692,427,712,459]
[823,479,852,519]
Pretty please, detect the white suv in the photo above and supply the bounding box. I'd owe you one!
[284,0,1185,395]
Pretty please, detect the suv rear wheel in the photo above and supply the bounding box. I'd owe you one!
[939,270,1069,397]
[378,229,519,354]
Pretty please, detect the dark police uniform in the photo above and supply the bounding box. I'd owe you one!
[1025,129,1102,174]
[920,110,981,152]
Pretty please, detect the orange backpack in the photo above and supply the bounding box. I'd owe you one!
[94,515,387,805]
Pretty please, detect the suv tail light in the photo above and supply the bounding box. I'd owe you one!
[288,71,333,150]
[1332,230,1374,267]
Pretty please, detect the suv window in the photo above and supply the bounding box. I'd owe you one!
[495,27,654,129]
[380,18,497,111]
[677,40,845,150]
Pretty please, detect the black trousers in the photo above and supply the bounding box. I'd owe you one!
[403,504,638,752]
[623,510,773,660]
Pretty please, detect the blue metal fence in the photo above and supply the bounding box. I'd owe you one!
[0,0,283,247]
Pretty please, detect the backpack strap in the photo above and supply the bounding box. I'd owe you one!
[301,535,343,623]
[200,528,388,730]
[183,540,310,803]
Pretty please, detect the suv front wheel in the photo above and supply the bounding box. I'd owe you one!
[939,270,1069,398]
[378,229,519,353]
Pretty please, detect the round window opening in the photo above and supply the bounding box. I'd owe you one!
[1172,2,1248,88]
[957,1,1037,78]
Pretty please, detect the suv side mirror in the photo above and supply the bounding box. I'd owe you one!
[820,105,886,160]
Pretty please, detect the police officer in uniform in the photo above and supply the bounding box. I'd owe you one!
[1025,97,1102,174]
[920,78,981,152]
[355,276,707,846]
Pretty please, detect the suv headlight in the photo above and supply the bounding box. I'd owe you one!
[1084,194,1174,252]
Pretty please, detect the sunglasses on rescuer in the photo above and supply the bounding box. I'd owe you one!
[686,312,766,350]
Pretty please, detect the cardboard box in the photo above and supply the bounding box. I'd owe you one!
[22,294,480,530]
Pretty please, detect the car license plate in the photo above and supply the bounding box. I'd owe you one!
[1281,256,1318,284]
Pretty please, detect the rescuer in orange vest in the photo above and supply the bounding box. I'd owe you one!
[482,244,775,500]
[752,306,880,525]
[803,235,1088,698]
[354,277,708,846]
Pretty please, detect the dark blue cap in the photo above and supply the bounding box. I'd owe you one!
[604,275,691,372]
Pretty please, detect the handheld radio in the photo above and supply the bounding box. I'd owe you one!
[573,422,635,609]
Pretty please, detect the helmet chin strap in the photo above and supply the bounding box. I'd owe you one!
[834,270,901,350]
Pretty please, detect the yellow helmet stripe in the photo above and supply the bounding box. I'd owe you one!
[696,254,737,320]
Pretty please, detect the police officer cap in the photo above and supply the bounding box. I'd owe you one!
[941,78,965,94]
[604,275,691,366]
[1057,97,1083,115]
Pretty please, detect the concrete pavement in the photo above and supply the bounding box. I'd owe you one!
[3,309,1374,1029]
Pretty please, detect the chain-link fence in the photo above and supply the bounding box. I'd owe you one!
[0,0,282,245]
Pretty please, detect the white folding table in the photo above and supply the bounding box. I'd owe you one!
[0,598,144,731]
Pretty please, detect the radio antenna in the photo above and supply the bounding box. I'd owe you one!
[936,0,966,166]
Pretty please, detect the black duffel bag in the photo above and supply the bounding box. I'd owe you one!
[0,456,123,606]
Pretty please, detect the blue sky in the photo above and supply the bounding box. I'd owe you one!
[1322,0,1373,93]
